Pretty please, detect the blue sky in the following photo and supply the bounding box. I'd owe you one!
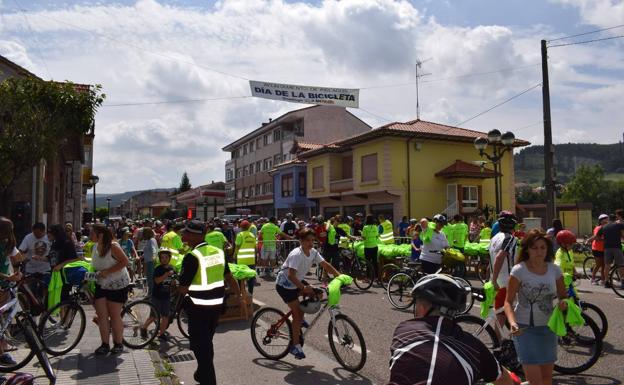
[0,0,622,193]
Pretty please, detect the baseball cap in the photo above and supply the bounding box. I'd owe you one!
[598,214,609,221]
[184,220,206,234]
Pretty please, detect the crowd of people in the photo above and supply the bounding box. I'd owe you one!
[0,206,622,385]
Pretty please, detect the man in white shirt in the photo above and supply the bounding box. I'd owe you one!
[18,222,51,278]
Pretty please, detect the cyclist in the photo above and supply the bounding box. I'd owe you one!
[489,211,519,328]
[275,228,340,359]
[389,274,515,385]
[418,214,450,274]
[554,230,580,287]
[585,213,608,285]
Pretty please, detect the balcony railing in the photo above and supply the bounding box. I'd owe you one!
[329,178,353,193]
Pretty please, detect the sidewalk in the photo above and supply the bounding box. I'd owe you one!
[19,307,163,385]
[160,305,377,385]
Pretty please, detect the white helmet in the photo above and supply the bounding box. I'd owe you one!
[299,297,321,314]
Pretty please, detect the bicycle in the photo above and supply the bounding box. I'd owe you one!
[0,287,56,384]
[143,273,189,339]
[15,273,49,318]
[574,243,596,279]
[316,242,374,291]
[386,267,474,313]
[455,288,603,376]
[37,273,160,356]
[250,280,366,372]
[565,280,608,339]
[608,262,624,298]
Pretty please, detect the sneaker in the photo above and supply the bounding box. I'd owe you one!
[0,353,16,366]
[94,344,110,355]
[301,319,310,328]
[590,279,597,285]
[289,345,306,359]
[111,343,124,354]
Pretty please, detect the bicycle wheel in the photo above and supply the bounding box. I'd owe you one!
[328,314,366,372]
[19,314,55,383]
[453,277,474,315]
[0,317,36,372]
[580,302,608,340]
[554,313,602,374]
[177,307,189,339]
[250,307,292,360]
[477,259,491,284]
[452,262,466,278]
[387,273,415,310]
[380,264,400,290]
[582,256,595,280]
[352,260,374,291]
[38,301,86,356]
[453,314,500,350]
[121,300,159,349]
[609,267,624,298]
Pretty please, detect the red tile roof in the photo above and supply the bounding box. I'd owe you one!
[435,160,498,179]
[300,119,530,158]
[295,141,324,151]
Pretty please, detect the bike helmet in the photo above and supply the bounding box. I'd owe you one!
[411,274,468,315]
[158,247,175,256]
[555,229,576,245]
[497,210,518,231]
[299,297,321,314]
[433,214,447,225]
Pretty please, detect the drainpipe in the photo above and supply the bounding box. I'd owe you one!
[406,139,412,218]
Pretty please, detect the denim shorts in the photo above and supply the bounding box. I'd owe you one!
[512,324,557,365]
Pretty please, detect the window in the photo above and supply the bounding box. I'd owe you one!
[273,129,281,142]
[342,155,353,179]
[248,186,254,196]
[462,186,479,211]
[324,207,340,219]
[256,161,262,173]
[226,169,234,181]
[264,134,272,146]
[281,173,293,197]
[237,189,242,199]
[298,172,306,196]
[232,149,240,159]
[274,154,282,165]
[263,159,271,171]
[249,164,254,175]
[249,141,254,152]
[255,184,261,196]
[312,166,324,190]
[265,182,273,194]
[243,166,248,176]
[293,119,304,136]
[235,168,241,178]
[361,153,378,182]
[256,138,262,149]
[243,144,248,155]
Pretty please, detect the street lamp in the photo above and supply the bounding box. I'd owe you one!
[474,130,516,214]
[89,174,99,222]
[106,197,111,222]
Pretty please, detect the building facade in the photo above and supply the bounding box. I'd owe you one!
[222,105,371,217]
[269,160,317,219]
[118,190,174,219]
[300,119,529,223]
[172,182,226,221]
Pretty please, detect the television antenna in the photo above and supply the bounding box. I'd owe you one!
[415,58,432,120]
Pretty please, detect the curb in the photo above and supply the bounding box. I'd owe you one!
[149,350,179,385]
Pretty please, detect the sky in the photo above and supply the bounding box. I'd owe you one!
[0,0,623,193]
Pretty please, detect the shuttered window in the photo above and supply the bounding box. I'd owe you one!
[361,153,378,182]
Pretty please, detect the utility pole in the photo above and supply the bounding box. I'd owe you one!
[541,39,556,225]
[415,59,431,120]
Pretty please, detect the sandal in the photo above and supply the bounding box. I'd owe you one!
[94,343,110,355]
[111,343,124,354]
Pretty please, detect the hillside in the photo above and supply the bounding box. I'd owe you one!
[514,143,624,185]
[87,188,175,210]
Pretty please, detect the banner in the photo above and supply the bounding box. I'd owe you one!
[249,80,359,108]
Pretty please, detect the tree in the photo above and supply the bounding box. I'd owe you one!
[0,77,105,215]
[562,165,606,206]
[179,172,192,192]
[94,207,109,221]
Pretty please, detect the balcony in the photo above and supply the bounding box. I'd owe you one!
[329,178,353,193]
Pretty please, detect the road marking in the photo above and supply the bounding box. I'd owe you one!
[324,334,371,353]
[253,298,267,307]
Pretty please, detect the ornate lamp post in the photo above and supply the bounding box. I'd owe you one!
[474,130,516,214]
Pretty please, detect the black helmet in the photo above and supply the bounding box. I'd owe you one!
[498,210,518,232]
[411,274,468,315]
[433,214,447,225]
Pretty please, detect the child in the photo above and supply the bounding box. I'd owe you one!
[410,225,422,261]
[554,230,580,288]
[144,249,175,341]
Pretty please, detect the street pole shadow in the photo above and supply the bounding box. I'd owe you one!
[553,373,622,385]
[252,358,374,385]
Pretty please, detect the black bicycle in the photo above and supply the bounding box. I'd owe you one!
[0,287,56,384]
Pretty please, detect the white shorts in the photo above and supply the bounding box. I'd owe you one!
[260,247,277,261]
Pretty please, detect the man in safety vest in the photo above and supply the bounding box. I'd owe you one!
[336,215,353,249]
[323,217,339,269]
[161,222,184,251]
[378,214,395,245]
[204,222,231,252]
[235,220,257,295]
[258,217,291,278]
[179,220,241,385]
[451,214,469,252]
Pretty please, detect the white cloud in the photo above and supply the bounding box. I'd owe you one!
[0,0,621,193]
[551,0,624,29]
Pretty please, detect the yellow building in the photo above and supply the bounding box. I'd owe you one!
[299,119,529,221]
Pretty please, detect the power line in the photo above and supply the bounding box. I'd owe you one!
[101,95,253,107]
[548,24,624,42]
[356,107,394,123]
[548,34,624,48]
[360,63,540,90]
[12,0,52,79]
[455,82,542,127]
[10,6,250,81]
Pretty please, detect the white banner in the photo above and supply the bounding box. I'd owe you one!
[249,80,359,108]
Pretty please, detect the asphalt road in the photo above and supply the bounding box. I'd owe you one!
[250,271,624,385]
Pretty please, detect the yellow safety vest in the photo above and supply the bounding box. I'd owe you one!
[236,230,257,266]
[338,224,351,248]
[380,220,394,244]
[188,243,226,306]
